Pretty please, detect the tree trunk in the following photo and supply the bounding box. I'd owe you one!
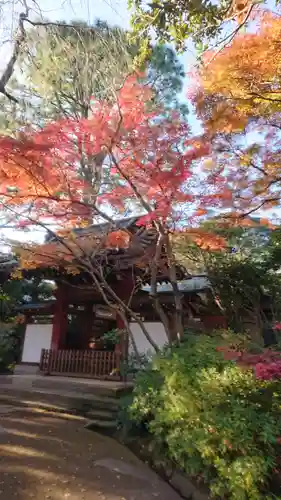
[87,267,160,352]
[80,149,106,224]
[243,304,264,346]
[164,233,184,341]
[109,152,184,342]
[150,232,173,344]
[118,309,141,363]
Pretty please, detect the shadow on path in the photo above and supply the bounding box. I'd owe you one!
[0,405,181,500]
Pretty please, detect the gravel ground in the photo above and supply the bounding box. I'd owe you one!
[0,404,181,500]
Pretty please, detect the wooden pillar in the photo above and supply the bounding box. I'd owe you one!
[82,304,93,349]
[19,314,28,363]
[51,286,68,350]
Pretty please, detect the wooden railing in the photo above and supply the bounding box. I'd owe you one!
[39,349,122,380]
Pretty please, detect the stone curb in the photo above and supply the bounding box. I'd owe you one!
[169,472,209,500]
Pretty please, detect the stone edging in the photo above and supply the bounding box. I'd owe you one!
[116,435,210,500]
[168,471,209,500]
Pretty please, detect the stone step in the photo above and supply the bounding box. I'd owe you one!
[86,408,117,421]
[0,392,118,424]
[0,386,120,414]
[0,393,76,415]
[84,418,118,434]
[0,374,130,433]
[13,364,39,375]
[5,373,133,398]
[32,377,131,398]
[0,389,119,434]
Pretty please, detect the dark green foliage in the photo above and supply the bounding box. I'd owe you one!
[145,45,188,115]
[174,221,281,337]
[129,335,281,498]
[0,323,23,371]
[205,224,281,334]
[0,276,53,369]
[101,328,120,349]
[120,352,151,379]
[117,392,136,437]
[0,277,53,321]
[128,0,232,56]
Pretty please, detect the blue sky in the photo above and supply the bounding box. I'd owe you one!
[1,0,276,247]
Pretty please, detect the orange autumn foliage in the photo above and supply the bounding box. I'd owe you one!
[193,12,281,132]
[105,230,131,249]
[191,12,281,216]
[195,208,208,217]
[185,229,227,251]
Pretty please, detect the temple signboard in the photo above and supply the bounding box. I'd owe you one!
[94,305,117,320]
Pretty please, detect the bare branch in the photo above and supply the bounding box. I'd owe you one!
[0,7,28,102]
[204,4,254,66]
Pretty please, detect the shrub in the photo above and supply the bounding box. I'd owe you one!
[0,322,22,371]
[120,351,151,378]
[256,361,281,380]
[215,338,281,381]
[129,335,281,499]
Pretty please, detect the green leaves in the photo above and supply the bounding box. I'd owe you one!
[129,334,281,498]
[128,0,230,54]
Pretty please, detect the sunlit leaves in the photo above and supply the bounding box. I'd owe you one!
[191,12,281,217]
[129,0,232,53]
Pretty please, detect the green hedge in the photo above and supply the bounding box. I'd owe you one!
[129,335,281,499]
[0,322,22,371]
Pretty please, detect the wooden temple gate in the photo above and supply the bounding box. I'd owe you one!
[21,218,190,380]
[35,281,127,380]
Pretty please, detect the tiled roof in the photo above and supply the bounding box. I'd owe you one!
[142,275,210,293]
[45,216,139,243]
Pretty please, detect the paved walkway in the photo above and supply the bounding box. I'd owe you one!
[0,404,181,500]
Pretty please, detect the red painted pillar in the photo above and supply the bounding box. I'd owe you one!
[51,286,68,350]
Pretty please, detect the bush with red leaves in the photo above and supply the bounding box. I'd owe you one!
[255,361,281,380]
[217,346,281,380]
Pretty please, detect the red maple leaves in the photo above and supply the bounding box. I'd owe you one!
[0,75,225,227]
[0,74,232,269]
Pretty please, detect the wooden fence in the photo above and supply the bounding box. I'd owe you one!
[39,349,122,380]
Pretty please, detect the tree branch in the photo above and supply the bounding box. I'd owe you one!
[0,9,28,103]
[0,5,112,104]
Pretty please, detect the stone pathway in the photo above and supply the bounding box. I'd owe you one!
[0,404,181,500]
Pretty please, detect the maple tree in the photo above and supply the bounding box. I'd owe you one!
[0,75,228,348]
[192,11,281,217]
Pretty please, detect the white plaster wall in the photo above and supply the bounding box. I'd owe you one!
[21,324,52,363]
[129,322,168,356]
